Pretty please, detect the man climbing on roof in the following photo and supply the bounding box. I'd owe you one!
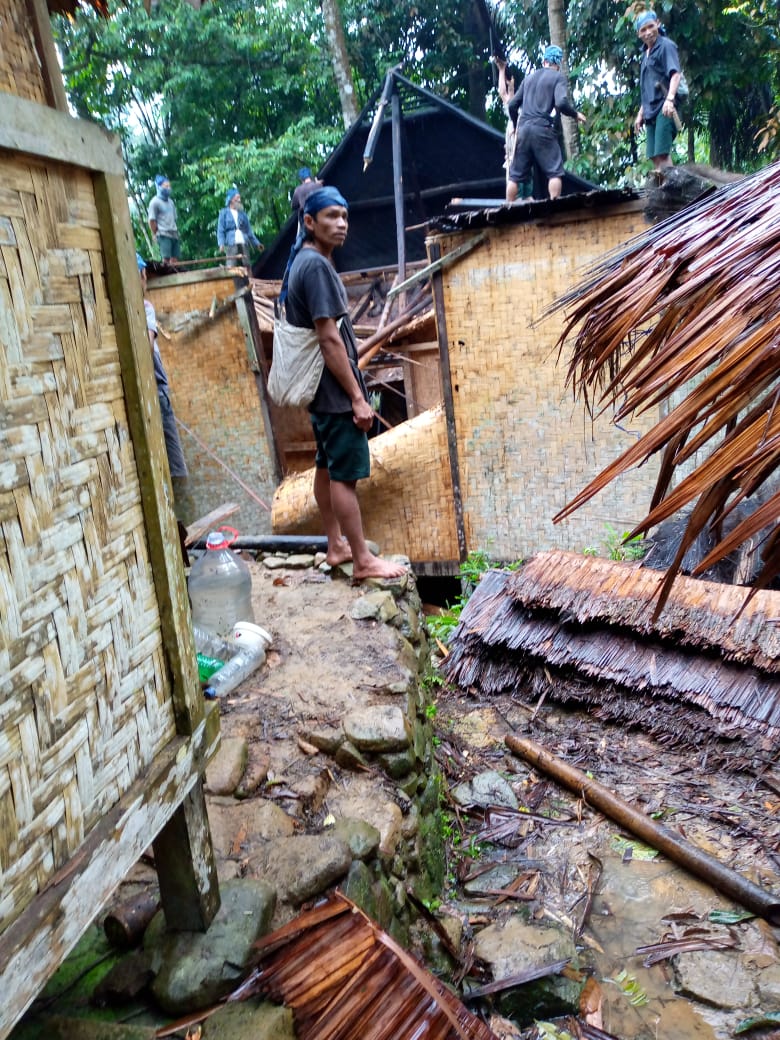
[505,45,586,203]
[280,186,407,581]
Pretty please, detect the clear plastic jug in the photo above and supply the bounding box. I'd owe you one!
[188,527,254,638]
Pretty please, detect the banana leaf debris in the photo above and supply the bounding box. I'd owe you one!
[443,550,780,770]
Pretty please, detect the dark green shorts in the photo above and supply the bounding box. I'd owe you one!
[645,113,677,159]
[158,234,181,260]
[311,412,370,483]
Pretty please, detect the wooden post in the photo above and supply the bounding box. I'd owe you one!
[430,243,467,561]
[94,169,220,931]
[391,85,407,306]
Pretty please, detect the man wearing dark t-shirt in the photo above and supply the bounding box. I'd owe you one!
[633,11,682,172]
[283,186,406,581]
[506,45,586,203]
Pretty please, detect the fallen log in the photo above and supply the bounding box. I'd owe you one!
[505,733,780,926]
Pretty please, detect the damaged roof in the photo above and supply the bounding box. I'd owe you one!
[232,892,498,1040]
[254,70,600,279]
[428,186,642,233]
[443,551,780,760]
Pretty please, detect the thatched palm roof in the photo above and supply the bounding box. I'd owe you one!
[551,160,780,616]
[442,552,780,765]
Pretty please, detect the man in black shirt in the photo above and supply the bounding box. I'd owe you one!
[506,45,586,203]
[283,187,407,581]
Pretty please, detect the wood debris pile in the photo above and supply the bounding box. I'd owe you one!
[443,550,780,768]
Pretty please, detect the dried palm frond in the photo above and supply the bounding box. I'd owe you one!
[550,160,780,616]
[230,892,499,1040]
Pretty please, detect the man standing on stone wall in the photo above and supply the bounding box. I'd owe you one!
[281,187,406,581]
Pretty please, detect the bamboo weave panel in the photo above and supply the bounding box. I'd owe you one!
[434,212,655,562]
[271,404,460,562]
[0,156,176,935]
[0,0,48,106]
[147,276,278,535]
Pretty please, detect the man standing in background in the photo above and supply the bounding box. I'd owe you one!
[633,10,682,172]
[148,175,181,263]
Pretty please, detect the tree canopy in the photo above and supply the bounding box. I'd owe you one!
[53,0,780,262]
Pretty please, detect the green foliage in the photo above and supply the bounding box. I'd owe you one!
[585,524,647,561]
[53,0,780,268]
[534,1023,574,1040]
[606,969,649,1007]
[426,549,508,644]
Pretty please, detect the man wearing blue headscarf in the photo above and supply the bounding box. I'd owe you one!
[283,187,406,581]
[633,10,682,172]
[216,187,262,268]
[505,44,586,203]
[291,167,323,217]
[147,175,181,262]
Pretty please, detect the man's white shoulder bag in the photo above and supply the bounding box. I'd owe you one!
[267,307,325,408]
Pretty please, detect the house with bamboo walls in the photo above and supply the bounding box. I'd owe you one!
[0,2,220,1034]
[145,265,280,534]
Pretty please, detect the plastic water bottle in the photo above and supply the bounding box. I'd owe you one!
[205,623,272,698]
[192,624,236,683]
[188,528,255,637]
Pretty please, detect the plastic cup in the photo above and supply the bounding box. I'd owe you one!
[233,621,272,651]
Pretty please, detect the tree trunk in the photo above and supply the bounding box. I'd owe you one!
[321,0,359,129]
[547,0,579,161]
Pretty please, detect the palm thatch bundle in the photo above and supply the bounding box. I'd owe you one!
[230,893,498,1040]
[551,160,780,617]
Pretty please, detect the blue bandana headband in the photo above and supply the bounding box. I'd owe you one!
[635,10,658,29]
[544,45,563,64]
[303,186,349,216]
[226,187,239,205]
[155,174,167,188]
[280,187,349,305]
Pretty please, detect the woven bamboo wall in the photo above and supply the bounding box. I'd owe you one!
[0,154,177,935]
[147,271,278,535]
[272,404,460,565]
[430,203,656,562]
[0,0,48,105]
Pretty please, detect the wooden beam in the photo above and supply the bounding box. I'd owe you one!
[0,94,124,175]
[95,171,205,737]
[0,710,220,1036]
[429,243,467,561]
[387,233,487,299]
[26,0,69,111]
[94,170,222,936]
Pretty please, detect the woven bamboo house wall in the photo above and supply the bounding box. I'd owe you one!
[428,199,656,563]
[146,268,279,533]
[0,4,220,1035]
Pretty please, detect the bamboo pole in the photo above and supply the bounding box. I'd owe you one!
[357,296,431,369]
[505,733,780,926]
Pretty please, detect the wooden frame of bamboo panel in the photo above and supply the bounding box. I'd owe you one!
[0,83,220,1040]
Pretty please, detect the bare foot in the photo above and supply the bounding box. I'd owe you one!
[325,537,353,568]
[353,556,408,581]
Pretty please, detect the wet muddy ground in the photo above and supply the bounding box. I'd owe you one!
[430,674,780,1039]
